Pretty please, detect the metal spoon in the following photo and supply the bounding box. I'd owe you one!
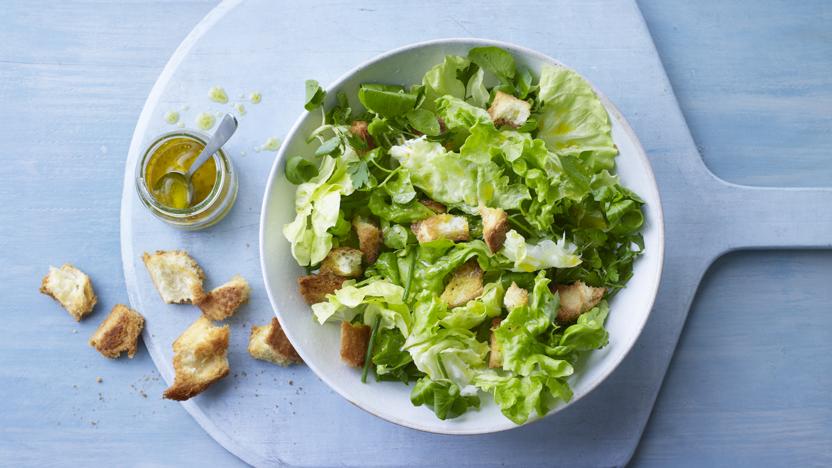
[155,113,238,206]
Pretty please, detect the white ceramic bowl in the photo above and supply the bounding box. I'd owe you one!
[260,38,664,434]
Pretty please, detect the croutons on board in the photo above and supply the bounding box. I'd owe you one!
[555,281,606,323]
[440,260,484,308]
[248,317,303,366]
[411,214,469,244]
[297,272,347,304]
[353,216,382,264]
[340,321,371,367]
[320,247,364,278]
[142,250,206,304]
[89,304,145,359]
[163,317,230,401]
[40,264,97,321]
[198,275,251,321]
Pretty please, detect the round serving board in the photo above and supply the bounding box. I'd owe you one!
[120,0,832,466]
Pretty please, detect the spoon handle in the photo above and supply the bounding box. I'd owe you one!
[188,113,238,177]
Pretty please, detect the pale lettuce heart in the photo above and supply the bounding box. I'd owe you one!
[311,278,411,335]
[282,150,358,266]
[501,229,581,272]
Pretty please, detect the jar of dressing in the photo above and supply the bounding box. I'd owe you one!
[135,130,237,230]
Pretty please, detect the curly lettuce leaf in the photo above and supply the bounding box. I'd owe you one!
[474,371,572,424]
[411,376,480,420]
[440,281,504,329]
[422,55,470,111]
[310,278,411,335]
[436,95,491,130]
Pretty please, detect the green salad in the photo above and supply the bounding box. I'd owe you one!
[282,46,645,424]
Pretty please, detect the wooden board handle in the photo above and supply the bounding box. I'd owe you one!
[715,181,832,252]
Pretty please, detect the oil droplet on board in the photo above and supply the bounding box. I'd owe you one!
[195,112,216,131]
[209,86,228,104]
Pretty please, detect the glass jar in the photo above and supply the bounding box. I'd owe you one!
[135,131,238,230]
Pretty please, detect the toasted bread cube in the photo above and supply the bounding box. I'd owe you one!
[487,91,531,128]
[40,264,97,321]
[440,260,484,307]
[411,214,469,244]
[88,304,144,359]
[197,275,250,321]
[349,120,375,148]
[488,318,503,369]
[503,282,529,311]
[320,247,364,278]
[163,317,230,401]
[480,206,509,253]
[142,250,205,304]
[340,321,371,367]
[555,281,606,323]
[297,272,347,304]
[353,216,382,264]
[248,318,302,366]
[418,198,447,214]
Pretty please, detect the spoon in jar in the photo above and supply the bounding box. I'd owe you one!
[154,113,238,208]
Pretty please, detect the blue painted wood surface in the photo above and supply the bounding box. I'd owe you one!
[0,1,829,466]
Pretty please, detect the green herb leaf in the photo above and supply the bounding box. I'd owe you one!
[284,156,319,184]
[314,136,340,156]
[358,84,417,118]
[347,159,371,189]
[304,79,326,111]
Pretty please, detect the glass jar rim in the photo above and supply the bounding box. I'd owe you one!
[135,130,230,218]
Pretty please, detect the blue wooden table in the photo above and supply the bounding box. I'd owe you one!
[1,1,829,466]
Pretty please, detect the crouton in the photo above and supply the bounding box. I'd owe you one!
[89,304,144,359]
[487,91,531,128]
[440,260,484,307]
[418,198,447,214]
[248,317,302,366]
[503,282,529,311]
[40,264,97,321]
[488,318,503,369]
[555,281,606,323]
[480,206,509,253]
[197,275,250,321]
[353,216,382,264]
[340,321,371,367]
[297,272,347,304]
[142,250,205,304]
[320,247,364,278]
[163,317,230,401]
[349,120,375,148]
[411,214,469,244]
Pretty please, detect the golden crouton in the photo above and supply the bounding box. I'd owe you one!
[89,304,144,359]
[503,282,529,310]
[163,317,230,401]
[320,247,364,278]
[488,318,503,369]
[480,206,509,253]
[440,260,484,307]
[411,214,469,244]
[487,91,531,128]
[40,264,97,321]
[197,275,251,321]
[248,317,303,366]
[349,120,375,148]
[353,216,382,264]
[555,281,606,323]
[340,321,371,367]
[142,250,205,304]
[418,198,447,214]
[298,273,347,304]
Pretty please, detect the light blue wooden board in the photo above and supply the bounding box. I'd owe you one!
[1,0,830,466]
[121,0,832,466]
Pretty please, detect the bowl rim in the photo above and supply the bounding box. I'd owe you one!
[259,37,665,435]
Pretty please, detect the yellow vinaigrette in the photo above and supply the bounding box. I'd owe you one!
[145,137,217,209]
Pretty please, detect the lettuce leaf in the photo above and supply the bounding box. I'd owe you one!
[411,376,480,420]
[283,150,358,266]
[422,55,470,111]
[311,278,411,335]
[474,371,572,424]
[502,230,581,272]
[440,281,504,329]
[537,64,618,172]
[435,95,491,130]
